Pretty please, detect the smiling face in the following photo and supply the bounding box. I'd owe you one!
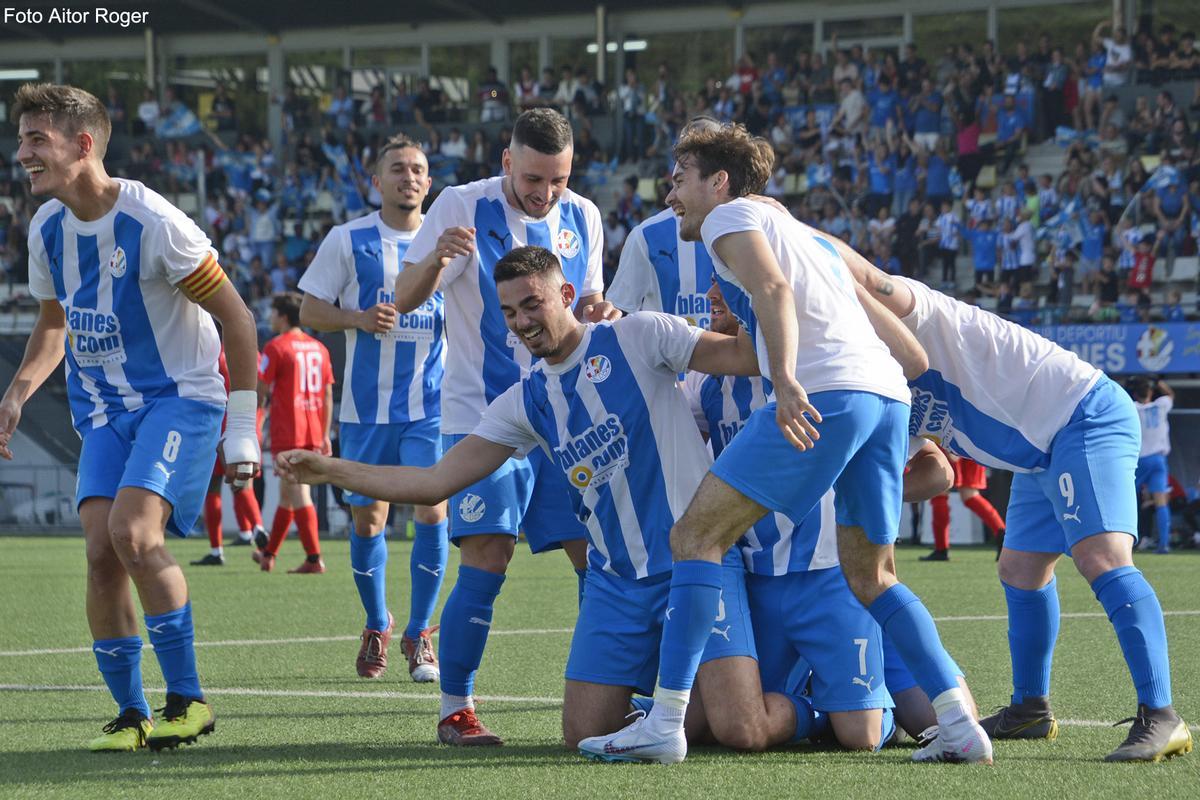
[497,271,578,360]
[502,142,573,219]
[16,112,85,197]
[666,156,725,242]
[705,281,738,336]
[374,145,431,212]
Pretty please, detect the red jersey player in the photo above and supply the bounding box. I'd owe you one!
[922,452,1007,561]
[191,348,269,566]
[257,293,334,573]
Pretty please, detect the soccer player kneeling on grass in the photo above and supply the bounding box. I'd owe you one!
[256,292,334,574]
[0,83,260,752]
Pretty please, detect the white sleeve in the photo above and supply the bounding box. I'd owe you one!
[606,226,651,313]
[619,312,703,375]
[580,200,605,297]
[907,435,930,461]
[26,217,55,301]
[700,199,766,252]
[150,207,219,285]
[680,371,710,435]
[1157,395,1175,414]
[297,226,349,304]
[472,383,540,459]
[404,187,472,285]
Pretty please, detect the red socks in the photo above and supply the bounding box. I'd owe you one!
[930,494,951,551]
[964,493,1006,536]
[295,505,321,557]
[204,493,222,549]
[233,487,263,531]
[265,508,294,556]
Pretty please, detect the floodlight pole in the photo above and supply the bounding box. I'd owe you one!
[595,4,606,86]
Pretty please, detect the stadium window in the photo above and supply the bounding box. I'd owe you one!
[744,23,816,66]
[998,1,1111,54]
[429,42,489,120]
[912,13,988,61]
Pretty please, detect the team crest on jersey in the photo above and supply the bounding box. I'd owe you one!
[458,493,487,524]
[107,247,127,278]
[583,355,611,383]
[555,229,581,260]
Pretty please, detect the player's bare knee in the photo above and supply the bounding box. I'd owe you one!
[413,504,446,525]
[460,535,514,574]
[711,716,769,752]
[107,519,157,568]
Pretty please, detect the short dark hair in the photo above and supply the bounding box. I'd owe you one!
[493,245,564,284]
[13,82,112,158]
[672,122,773,198]
[511,108,573,155]
[373,134,423,174]
[272,292,303,327]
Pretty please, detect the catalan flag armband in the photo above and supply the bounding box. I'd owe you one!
[179,253,227,303]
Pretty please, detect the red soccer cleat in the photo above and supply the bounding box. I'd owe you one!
[437,708,504,747]
[356,613,394,678]
[400,625,440,683]
[288,559,326,574]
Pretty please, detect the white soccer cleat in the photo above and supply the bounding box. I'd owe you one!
[911,717,994,765]
[577,712,687,764]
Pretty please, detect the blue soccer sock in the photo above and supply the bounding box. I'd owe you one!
[1092,566,1172,709]
[1155,505,1171,553]
[350,531,390,632]
[438,565,505,697]
[144,603,202,700]
[1002,577,1060,703]
[656,560,724,693]
[868,584,959,701]
[575,568,587,608]
[782,692,829,743]
[94,636,151,718]
[406,521,448,638]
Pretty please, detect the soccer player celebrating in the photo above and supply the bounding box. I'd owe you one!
[299,135,447,681]
[841,234,1191,761]
[256,292,334,573]
[0,83,260,752]
[581,123,991,765]
[394,109,618,745]
[1131,377,1175,554]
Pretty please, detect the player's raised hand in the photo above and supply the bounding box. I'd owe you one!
[0,401,20,460]
[773,379,822,451]
[580,300,621,322]
[358,302,398,334]
[433,226,476,268]
[276,449,330,485]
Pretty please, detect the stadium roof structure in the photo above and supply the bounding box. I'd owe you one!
[0,0,712,43]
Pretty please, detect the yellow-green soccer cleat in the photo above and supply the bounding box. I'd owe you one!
[146,693,215,751]
[1105,705,1193,762]
[89,709,153,752]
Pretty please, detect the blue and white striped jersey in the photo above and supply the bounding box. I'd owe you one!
[965,197,994,226]
[699,199,909,404]
[607,207,714,328]
[405,177,604,434]
[299,211,444,424]
[899,277,1101,472]
[27,179,225,433]
[995,193,1020,224]
[473,313,707,579]
[680,372,838,576]
[936,211,961,249]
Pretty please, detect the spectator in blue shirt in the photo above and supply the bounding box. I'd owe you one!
[996,93,1028,175]
[892,141,918,217]
[1153,172,1190,261]
[326,85,357,130]
[909,78,943,152]
[968,218,1000,287]
[867,75,902,145]
[864,144,896,217]
[1162,289,1187,321]
[1079,209,1108,292]
[921,143,953,209]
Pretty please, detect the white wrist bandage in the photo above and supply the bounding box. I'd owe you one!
[221,390,260,488]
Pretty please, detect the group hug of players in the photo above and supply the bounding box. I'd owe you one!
[0,81,1191,765]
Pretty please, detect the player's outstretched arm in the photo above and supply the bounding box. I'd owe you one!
[711,230,821,450]
[276,434,515,506]
[854,282,928,379]
[299,293,396,334]
[903,441,954,502]
[0,300,66,460]
[687,328,761,377]
[395,226,475,312]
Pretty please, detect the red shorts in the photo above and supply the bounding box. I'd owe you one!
[952,458,988,490]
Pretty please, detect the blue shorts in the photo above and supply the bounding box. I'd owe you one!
[748,566,892,712]
[566,550,755,695]
[712,390,908,545]
[880,631,963,695]
[1135,453,1169,495]
[77,398,223,538]
[340,419,441,506]
[1004,378,1140,555]
[442,433,587,553]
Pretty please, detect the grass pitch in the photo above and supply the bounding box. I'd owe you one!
[0,536,1196,799]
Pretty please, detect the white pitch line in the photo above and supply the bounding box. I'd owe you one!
[2,610,1197,658]
[0,683,1195,732]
